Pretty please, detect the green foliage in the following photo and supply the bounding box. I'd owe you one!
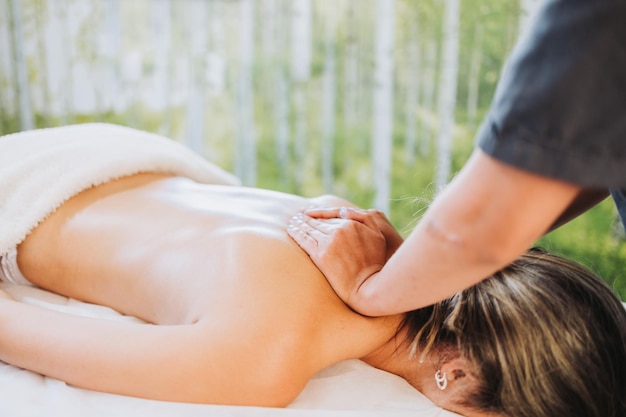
[0,115,19,136]
[538,201,626,301]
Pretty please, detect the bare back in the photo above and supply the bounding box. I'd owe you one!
[14,174,402,405]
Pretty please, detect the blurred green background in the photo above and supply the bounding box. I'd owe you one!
[1,0,623,300]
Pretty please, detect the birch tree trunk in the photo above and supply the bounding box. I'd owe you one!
[60,0,77,124]
[434,0,460,191]
[419,38,437,157]
[372,0,396,213]
[355,14,370,155]
[33,1,51,126]
[100,0,120,115]
[0,0,14,132]
[291,0,311,190]
[274,65,290,188]
[271,1,290,189]
[293,87,308,190]
[260,0,278,105]
[206,0,226,96]
[185,0,208,155]
[235,0,257,186]
[466,26,482,130]
[261,0,277,59]
[2,0,16,126]
[83,1,106,121]
[403,19,420,166]
[9,0,34,130]
[342,0,359,132]
[321,15,338,193]
[290,0,311,83]
[42,0,63,120]
[151,0,172,136]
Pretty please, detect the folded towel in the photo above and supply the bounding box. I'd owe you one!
[0,123,240,254]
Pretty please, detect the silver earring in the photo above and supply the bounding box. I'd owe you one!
[435,370,448,390]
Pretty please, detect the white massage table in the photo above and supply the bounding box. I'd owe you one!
[0,283,459,417]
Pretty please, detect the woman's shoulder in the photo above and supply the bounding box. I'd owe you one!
[189,308,400,406]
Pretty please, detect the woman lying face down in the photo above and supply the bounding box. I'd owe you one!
[0,173,624,417]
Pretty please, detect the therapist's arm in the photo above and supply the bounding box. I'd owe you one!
[290,149,581,316]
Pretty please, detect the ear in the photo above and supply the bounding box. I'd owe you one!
[439,357,479,388]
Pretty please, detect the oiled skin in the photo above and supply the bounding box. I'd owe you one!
[1,174,402,406]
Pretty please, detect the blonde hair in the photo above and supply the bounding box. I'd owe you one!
[401,248,626,417]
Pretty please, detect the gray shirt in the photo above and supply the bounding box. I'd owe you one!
[475,0,626,223]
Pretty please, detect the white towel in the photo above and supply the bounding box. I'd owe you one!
[0,123,239,253]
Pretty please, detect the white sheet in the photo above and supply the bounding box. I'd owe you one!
[0,123,239,255]
[0,283,460,417]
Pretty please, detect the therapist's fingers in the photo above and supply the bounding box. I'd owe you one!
[306,207,384,232]
[304,207,372,222]
[305,208,402,259]
[340,208,380,228]
[287,223,318,251]
[302,207,344,219]
[288,213,332,250]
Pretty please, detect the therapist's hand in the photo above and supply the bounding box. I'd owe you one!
[304,207,404,260]
[287,207,403,311]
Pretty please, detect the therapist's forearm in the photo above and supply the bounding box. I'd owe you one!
[351,216,521,316]
[348,150,581,316]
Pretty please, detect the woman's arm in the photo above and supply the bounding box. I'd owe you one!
[290,149,581,316]
[0,297,303,406]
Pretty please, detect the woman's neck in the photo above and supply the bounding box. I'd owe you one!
[360,327,431,392]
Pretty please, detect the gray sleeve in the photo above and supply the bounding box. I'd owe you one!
[476,0,626,188]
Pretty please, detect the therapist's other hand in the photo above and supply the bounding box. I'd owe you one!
[287,207,402,310]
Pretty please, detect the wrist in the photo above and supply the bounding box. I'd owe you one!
[386,237,404,261]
